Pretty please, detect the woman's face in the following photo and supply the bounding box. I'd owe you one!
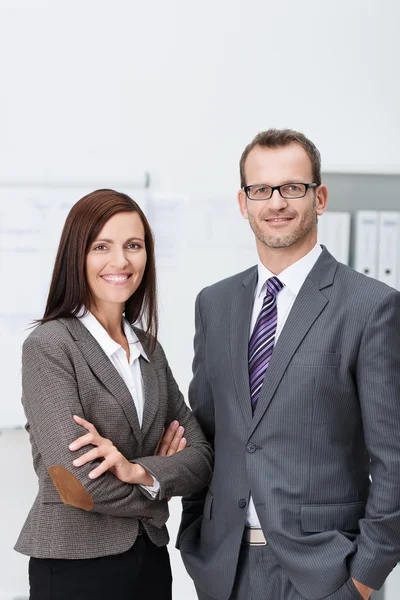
[86,211,147,312]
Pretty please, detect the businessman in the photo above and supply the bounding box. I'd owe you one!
[177,129,400,600]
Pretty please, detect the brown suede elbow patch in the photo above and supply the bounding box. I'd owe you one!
[48,465,94,511]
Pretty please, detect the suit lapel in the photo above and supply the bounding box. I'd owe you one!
[248,248,337,437]
[61,317,143,443]
[140,355,160,438]
[230,267,258,428]
[131,327,161,439]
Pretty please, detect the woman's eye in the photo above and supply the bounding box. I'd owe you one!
[127,243,141,249]
[93,245,108,251]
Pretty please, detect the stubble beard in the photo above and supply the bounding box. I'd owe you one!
[247,197,317,249]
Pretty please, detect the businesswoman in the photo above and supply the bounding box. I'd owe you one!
[15,189,213,600]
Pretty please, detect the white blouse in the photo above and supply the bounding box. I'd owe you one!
[78,310,159,496]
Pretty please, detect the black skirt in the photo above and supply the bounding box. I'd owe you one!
[29,531,172,600]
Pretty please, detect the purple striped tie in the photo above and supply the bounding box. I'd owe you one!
[249,276,284,413]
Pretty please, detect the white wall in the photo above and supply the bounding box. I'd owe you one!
[1,0,399,597]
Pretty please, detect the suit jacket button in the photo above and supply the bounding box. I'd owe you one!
[238,499,247,509]
[246,443,256,453]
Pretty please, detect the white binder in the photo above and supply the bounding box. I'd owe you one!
[354,211,379,279]
[377,211,400,289]
[317,211,351,265]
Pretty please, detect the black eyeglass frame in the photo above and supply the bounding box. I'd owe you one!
[242,182,318,201]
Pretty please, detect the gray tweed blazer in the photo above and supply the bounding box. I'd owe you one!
[15,317,212,559]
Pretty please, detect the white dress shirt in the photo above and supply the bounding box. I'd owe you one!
[246,243,323,527]
[78,310,159,496]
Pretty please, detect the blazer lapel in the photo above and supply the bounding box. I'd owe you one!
[140,355,160,438]
[60,318,142,443]
[230,267,258,429]
[248,248,338,438]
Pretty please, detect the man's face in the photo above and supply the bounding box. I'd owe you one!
[238,143,327,250]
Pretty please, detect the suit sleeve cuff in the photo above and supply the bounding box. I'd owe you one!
[350,550,396,591]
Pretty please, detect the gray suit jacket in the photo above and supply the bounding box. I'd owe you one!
[178,248,400,600]
[15,317,212,559]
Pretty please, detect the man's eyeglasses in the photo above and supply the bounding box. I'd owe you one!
[242,182,317,201]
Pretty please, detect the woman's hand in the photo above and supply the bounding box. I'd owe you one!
[69,415,187,484]
[69,415,152,484]
[155,420,186,456]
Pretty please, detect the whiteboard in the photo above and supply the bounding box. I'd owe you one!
[0,178,149,428]
[1,180,362,430]
[0,183,261,429]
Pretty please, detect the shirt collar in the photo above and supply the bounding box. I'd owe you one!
[77,310,149,362]
[122,317,149,362]
[256,243,323,299]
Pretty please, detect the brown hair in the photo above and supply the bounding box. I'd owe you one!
[239,128,322,188]
[40,189,158,350]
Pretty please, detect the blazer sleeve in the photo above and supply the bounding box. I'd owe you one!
[349,289,400,589]
[22,333,165,520]
[176,289,216,545]
[133,333,213,500]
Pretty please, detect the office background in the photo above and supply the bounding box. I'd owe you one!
[0,0,399,598]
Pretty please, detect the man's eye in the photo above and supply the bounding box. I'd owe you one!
[255,187,268,194]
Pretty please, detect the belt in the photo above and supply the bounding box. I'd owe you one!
[242,527,267,546]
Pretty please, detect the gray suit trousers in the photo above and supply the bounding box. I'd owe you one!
[195,544,373,600]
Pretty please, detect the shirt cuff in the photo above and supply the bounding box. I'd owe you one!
[139,477,160,499]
